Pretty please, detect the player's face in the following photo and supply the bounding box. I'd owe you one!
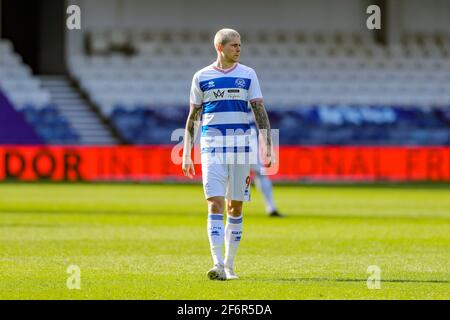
[220,37,241,63]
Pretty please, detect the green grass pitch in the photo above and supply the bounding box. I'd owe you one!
[0,183,449,299]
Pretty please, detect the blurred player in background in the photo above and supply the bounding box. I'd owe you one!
[182,28,273,280]
[248,113,284,218]
[252,165,284,217]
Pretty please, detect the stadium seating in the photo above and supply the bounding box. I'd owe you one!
[0,39,80,144]
[107,104,449,145]
[67,30,450,145]
[70,30,450,109]
[20,104,80,144]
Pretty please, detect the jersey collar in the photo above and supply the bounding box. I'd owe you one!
[212,63,238,74]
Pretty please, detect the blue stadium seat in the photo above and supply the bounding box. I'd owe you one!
[18,105,81,144]
[105,104,450,146]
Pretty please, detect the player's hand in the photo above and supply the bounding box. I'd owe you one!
[262,152,275,168]
[182,158,195,179]
[260,143,275,168]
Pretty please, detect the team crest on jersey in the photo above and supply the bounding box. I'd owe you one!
[235,78,246,88]
[207,81,215,88]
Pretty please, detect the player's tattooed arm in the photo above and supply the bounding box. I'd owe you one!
[182,103,202,177]
[186,104,202,143]
[250,100,273,166]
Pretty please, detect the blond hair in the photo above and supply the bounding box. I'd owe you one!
[214,28,241,48]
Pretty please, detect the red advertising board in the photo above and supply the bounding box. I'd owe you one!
[0,145,449,182]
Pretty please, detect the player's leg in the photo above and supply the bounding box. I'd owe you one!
[206,196,227,280]
[226,199,243,217]
[252,163,276,213]
[223,163,250,280]
[202,160,227,280]
[252,163,283,217]
[224,200,243,280]
[206,196,225,266]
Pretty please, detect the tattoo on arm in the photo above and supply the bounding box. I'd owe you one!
[183,104,202,157]
[250,100,272,150]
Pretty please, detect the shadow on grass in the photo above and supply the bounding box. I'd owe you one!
[0,223,64,228]
[252,277,450,284]
[1,210,450,222]
[251,214,450,221]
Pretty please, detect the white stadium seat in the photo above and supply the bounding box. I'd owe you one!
[0,39,53,109]
[61,30,450,110]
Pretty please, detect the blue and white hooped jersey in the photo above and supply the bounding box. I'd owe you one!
[190,63,263,154]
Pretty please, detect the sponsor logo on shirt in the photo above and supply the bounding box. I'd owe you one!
[207,81,215,88]
[213,90,225,98]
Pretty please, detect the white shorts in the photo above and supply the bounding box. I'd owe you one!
[201,155,251,202]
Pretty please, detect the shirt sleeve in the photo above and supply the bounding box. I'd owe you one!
[189,73,203,105]
[248,69,263,102]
